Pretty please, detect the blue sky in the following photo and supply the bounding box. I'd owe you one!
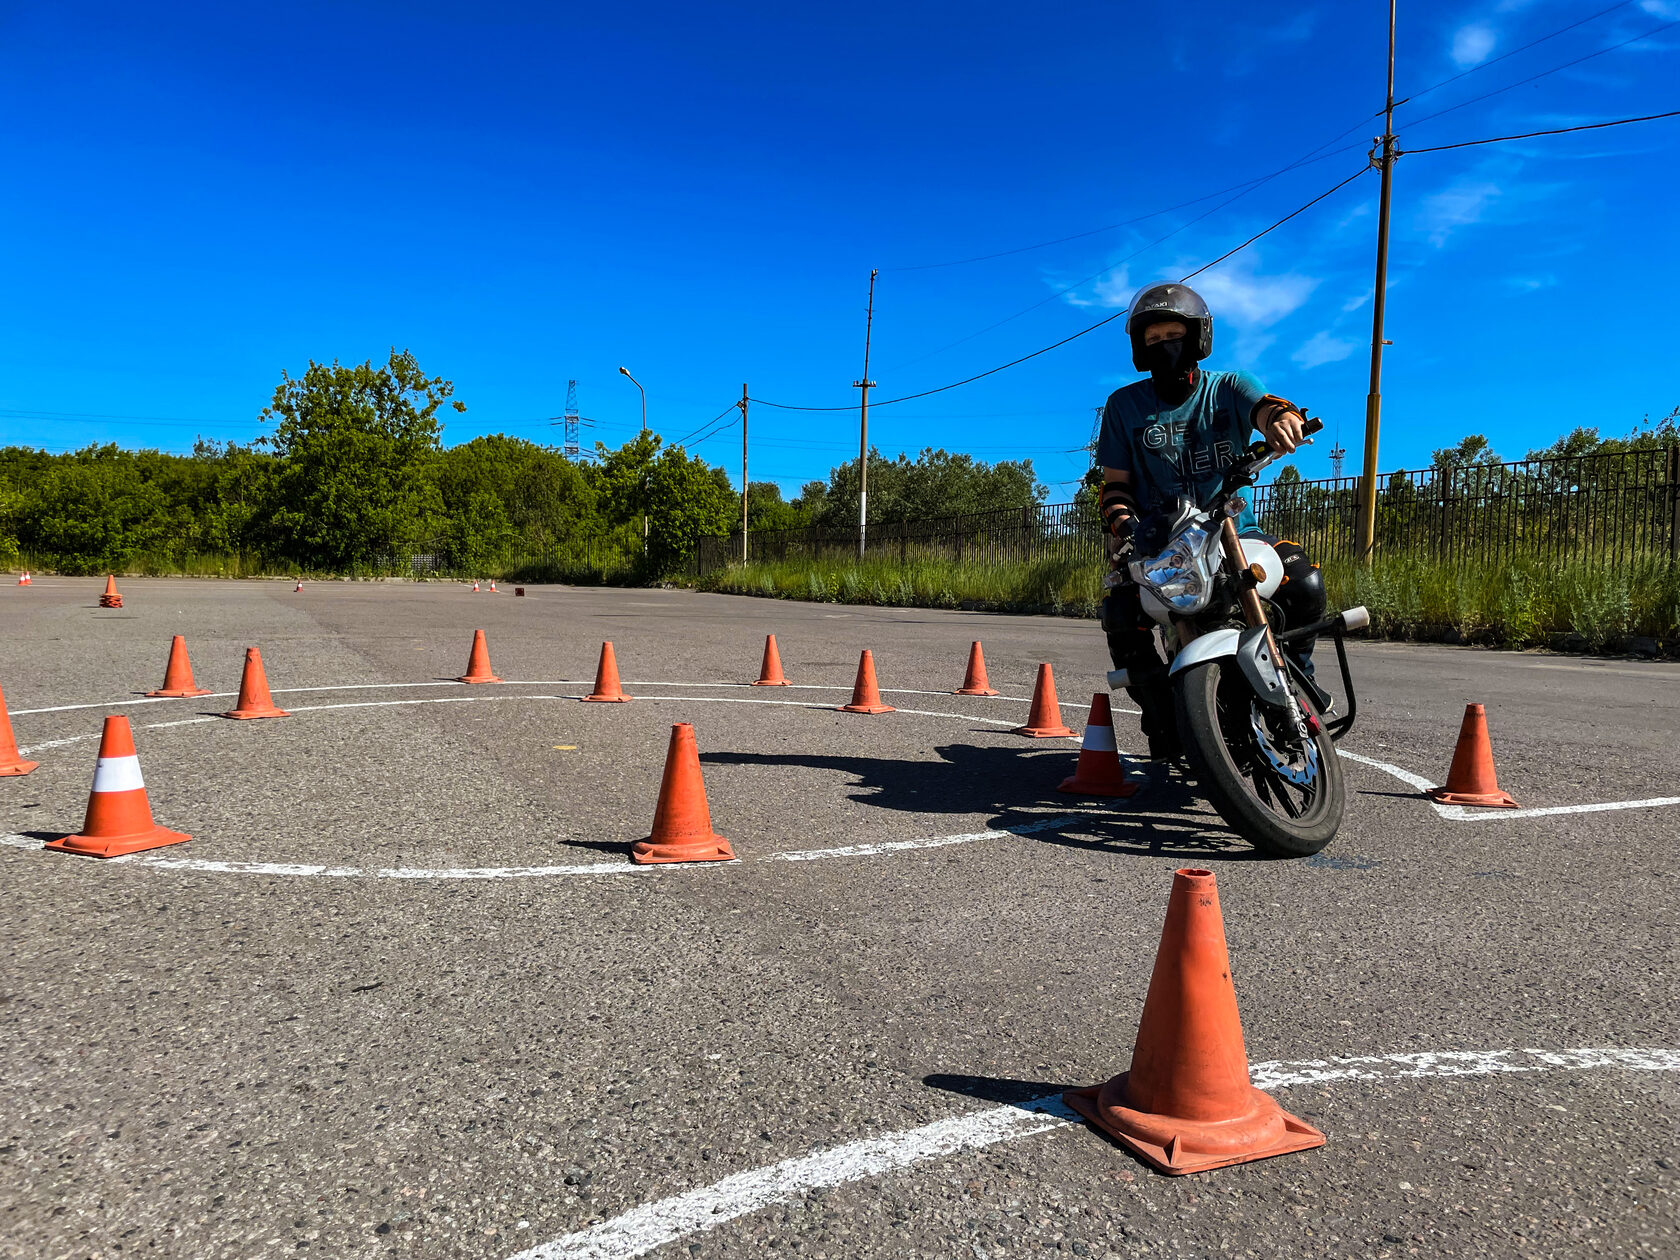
[2,0,1676,499]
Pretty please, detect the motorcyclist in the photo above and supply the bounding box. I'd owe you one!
[1095,282,1325,761]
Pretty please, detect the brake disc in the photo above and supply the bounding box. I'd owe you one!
[1248,701,1319,787]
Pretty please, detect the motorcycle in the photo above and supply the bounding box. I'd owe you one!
[1106,415,1368,857]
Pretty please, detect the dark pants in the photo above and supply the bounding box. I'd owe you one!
[1102,536,1325,757]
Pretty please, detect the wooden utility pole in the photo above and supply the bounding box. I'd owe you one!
[853,268,878,558]
[1357,0,1399,562]
[739,383,749,563]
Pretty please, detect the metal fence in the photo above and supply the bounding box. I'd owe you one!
[695,447,1680,575]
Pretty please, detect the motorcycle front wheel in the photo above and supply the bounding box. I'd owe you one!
[1173,659,1344,858]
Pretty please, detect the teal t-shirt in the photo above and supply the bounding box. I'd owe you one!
[1096,369,1267,533]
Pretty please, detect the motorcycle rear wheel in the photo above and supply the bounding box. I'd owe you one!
[1173,659,1344,858]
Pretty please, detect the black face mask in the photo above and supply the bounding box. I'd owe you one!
[1144,337,1196,403]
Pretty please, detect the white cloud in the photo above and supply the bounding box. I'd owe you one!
[1639,1,1680,18]
[1451,22,1498,67]
[1292,331,1359,369]
[1060,264,1131,309]
[1417,178,1501,246]
[1507,274,1556,291]
[1342,289,1372,313]
[1192,259,1319,329]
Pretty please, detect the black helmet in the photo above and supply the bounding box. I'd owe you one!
[1126,283,1212,371]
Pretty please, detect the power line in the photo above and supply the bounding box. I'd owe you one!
[1399,107,1680,154]
[1400,16,1679,133]
[750,164,1370,413]
[670,404,740,448]
[1403,2,1634,106]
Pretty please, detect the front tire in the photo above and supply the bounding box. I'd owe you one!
[1174,659,1344,858]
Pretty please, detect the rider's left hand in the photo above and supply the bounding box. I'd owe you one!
[1265,410,1307,454]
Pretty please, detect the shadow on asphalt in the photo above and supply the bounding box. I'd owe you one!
[922,1072,1071,1105]
[699,744,1266,861]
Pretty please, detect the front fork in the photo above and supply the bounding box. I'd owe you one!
[1219,516,1315,746]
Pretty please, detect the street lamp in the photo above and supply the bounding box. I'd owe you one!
[618,366,646,437]
[619,365,650,554]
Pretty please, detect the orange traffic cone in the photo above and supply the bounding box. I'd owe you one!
[471,581,480,592]
[99,575,123,608]
[1013,663,1074,737]
[630,722,736,865]
[753,634,791,686]
[16,571,30,586]
[0,683,39,776]
[1428,703,1518,808]
[839,649,895,714]
[457,629,503,684]
[223,647,290,718]
[954,640,999,696]
[44,716,191,858]
[1065,868,1325,1174]
[583,642,631,702]
[146,635,212,698]
[1059,693,1139,797]
[488,580,499,593]
[294,580,303,592]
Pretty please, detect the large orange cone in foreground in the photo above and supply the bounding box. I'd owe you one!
[457,629,503,684]
[1059,693,1138,797]
[98,575,123,608]
[630,723,736,865]
[1013,663,1074,737]
[223,647,290,719]
[583,641,631,702]
[839,649,895,714]
[146,635,212,698]
[0,683,39,776]
[1065,868,1325,1174]
[954,641,999,696]
[752,634,791,686]
[44,716,190,858]
[1428,703,1518,808]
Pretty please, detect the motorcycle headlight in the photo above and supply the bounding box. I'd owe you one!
[1130,524,1217,613]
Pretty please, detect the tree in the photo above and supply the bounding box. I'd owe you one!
[809,447,1044,529]
[260,349,461,569]
[1431,434,1500,470]
[746,482,809,533]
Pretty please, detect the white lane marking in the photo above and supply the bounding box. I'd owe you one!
[0,815,1084,878]
[771,815,1083,861]
[1338,750,1680,822]
[505,1044,1680,1260]
[1250,1045,1680,1089]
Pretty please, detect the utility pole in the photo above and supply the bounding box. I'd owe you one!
[739,383,749,563]
[1357,0,1399,562]
[853,268,878,558]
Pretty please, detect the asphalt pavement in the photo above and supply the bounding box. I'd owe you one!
[2,576,1676,1260]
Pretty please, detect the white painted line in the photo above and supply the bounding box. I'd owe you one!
[504,1044,1680,1260]
[1338,750,1680,822]
[0,813,1086,879]
[772,815,1084,861]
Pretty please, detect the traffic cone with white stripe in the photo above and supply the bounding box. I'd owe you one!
[1059,693,1138,797]
[471,581,480,593]
[45,716,190,858]
[488,580,499,593]
[16,571,30,586]
[294,580,303,592]
[0,683,39,776]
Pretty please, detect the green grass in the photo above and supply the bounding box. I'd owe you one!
[693,552,1107,618]
[691,552,1680,652]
